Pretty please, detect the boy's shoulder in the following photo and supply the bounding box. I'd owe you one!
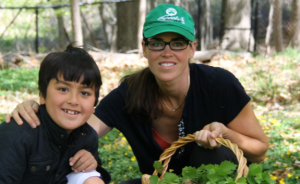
[0,117,37,134]
[0,115,41,145]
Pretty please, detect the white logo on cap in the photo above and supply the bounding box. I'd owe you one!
[157,7,184,24]
[166,8,177,16]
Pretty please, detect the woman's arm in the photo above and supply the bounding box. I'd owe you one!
[6,100,40,127]
[87,114,112,138]
[195,102,269,163]
[223,102,269,163]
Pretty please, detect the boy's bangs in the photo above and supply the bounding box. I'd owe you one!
[53,53,101,88]
[57,67,97,88]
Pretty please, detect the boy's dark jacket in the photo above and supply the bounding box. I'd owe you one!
[0,105,111,184]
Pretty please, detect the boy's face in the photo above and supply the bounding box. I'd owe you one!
[40,75,96,134]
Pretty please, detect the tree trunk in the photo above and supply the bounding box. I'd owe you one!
[116,1,139,53]
[185,1,189,12]
[81,9,101,49]
[265,0,275,54]
[138,0,146,54]
[150,0,156,11]
[54,8,66,50]
[70,0,83,46]
[289,0,300,49]
[274,0,283,52]
[201,0,213,50]
[98,4,117,52]
[98,4,109,49]
[220,0,254,51]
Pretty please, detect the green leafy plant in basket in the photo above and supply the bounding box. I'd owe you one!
[148,161,275,184]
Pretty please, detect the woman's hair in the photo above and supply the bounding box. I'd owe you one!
[120,67,162,123]
[38,44,102,106]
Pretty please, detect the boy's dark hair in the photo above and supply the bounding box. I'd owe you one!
[38,44,102,106]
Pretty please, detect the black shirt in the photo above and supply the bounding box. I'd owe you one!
[0,105,111,184]
[95,63,250,175]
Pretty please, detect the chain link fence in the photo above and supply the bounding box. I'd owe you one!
[0,0,296,54]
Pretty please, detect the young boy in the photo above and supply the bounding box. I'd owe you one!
[0,45,111,184]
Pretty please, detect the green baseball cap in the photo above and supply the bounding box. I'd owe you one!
[143,4,195,41]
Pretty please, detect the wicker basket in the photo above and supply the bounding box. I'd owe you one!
[142,133,249,184]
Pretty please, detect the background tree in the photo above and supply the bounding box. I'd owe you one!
[220,0,254,51]
[116,1,139,53]
[150,0,156,11]
[70,0,83,46]
[288,0,300,49]
[265,0,275,55]
[54,8,66,50]
[201,0,213,50]
[274,0,283,52]
[98,4,117,52]
[138,0,146,54]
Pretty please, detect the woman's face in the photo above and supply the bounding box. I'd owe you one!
[142,32,196,82]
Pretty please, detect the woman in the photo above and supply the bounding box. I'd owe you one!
[6,3,268,182]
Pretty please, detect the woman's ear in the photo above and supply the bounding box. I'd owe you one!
[189,41,197,59]
[39,92,46,105]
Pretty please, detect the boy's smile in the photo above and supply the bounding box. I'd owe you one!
[62,109,79,115]
[40,75,96,134]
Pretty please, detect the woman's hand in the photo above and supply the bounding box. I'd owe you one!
[194,122,227,149]
[69,150,98,173]
[5,100,40,128]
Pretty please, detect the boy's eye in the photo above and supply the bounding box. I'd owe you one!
[59,88,68,92]
[81,91,90,96]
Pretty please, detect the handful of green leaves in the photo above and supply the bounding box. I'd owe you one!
[149,161,275,184]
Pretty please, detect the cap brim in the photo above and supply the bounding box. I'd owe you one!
[144,25,195,41]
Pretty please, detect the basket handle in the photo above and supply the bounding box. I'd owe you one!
[153,133,249,182]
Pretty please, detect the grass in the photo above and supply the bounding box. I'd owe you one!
[0,48,300,183]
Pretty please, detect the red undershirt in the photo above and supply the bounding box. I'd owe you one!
[152,128,171,150]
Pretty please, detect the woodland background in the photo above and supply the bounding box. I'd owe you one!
[1,0,300,183]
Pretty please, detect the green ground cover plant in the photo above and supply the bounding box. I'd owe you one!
[0,67,39,93]
[98,129,142,183]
